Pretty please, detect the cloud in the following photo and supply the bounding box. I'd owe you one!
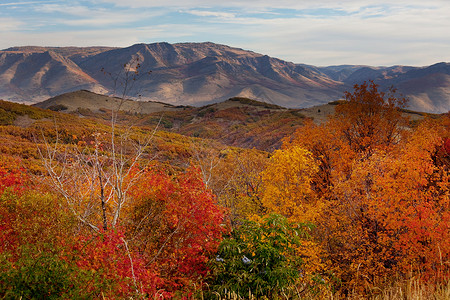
[96,0,446,10]
[30,3,163,28]
[35,4,93,15]
[1,0,449,66]
[0,18,25,31]
[0,24,207,49]
[245,12,450,65]
[0,1,52,6]
[184,10,236,19]
[171,3,449,66]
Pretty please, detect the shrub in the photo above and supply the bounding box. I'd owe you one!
[0,245,99,300]
[0,108,16,125]
[47,104,68,111]
[208,214,316,298]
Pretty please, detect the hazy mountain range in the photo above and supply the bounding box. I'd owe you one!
[1,42,449,113]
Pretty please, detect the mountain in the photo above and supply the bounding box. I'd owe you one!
[1,42,449,113]
[76,42,343,108]
[378,63,450,113]
[0,49,108,103]
[316,63,450,113]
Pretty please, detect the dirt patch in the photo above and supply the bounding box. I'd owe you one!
[299,104,336,124]
[13,115,35,128]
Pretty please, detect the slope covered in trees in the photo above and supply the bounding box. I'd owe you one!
[0,82,449,298]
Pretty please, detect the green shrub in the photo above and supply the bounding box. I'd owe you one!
[0,245,101,300]
[0,108,16,125]
[161,118,174,128]
[47,104,68,112]
[229,97,283,109]
[207,214,314,299]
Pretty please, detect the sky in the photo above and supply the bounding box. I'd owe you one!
[1,0,449,66]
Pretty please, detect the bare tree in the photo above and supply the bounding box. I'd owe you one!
[39,58,158,232]
[189,139,224,190]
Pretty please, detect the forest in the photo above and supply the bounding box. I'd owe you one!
[0,81,449,299]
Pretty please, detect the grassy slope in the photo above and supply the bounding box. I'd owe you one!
[32,91,309,151]
[0,100,226,172]
[31,90,440,151]
[3,92,441,164]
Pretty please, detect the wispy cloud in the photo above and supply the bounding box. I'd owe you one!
[0,1,52,6]
[0,18,25,31]
[35,4,93,15]
[95,0,444,10]
[184,10,236,19]
[0,0,449,66]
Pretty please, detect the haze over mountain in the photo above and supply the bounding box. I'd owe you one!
[1,42,449,113]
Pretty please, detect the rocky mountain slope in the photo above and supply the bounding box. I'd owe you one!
[1,42,449,113]
[315,63,450,113]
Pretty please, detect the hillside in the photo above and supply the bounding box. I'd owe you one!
[35,90,187,114]
[2,42,449,113]
[33,90,306,150]
[0,87,448,299]
[0,99,227,170]
[30,90,434,152]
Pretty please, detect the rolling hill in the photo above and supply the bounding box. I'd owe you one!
[33,90,434,151]
[35,90,187,114]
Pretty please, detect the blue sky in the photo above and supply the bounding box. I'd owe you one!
[1,0,449,66]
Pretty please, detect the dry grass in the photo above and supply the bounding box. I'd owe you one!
[303,279,450,300]
[369,279,450,300]
[205,279,450,300]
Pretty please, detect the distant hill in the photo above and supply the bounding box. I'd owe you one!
[35,90,187,114]
[32,90,434,151]
[33,90,304,150]
[1,42,449,113]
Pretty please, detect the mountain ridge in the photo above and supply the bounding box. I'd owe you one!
[1,42,449,113]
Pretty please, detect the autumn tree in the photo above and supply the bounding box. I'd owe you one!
[335,80,408,154]
[261,145,319,223]
[0,160,164,298]
[39,58,156,232]
[368,120,450,281]
[271,81,417,291]
[127,167,226,292]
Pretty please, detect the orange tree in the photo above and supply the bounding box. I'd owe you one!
[270,81,450,292]
[368,119,449,282]
[335,81,408,154]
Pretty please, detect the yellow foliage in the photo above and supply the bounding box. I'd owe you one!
[209,148,269,222]
[261,145,319,223]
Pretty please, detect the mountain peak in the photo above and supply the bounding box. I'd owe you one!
[0,42,449,113]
